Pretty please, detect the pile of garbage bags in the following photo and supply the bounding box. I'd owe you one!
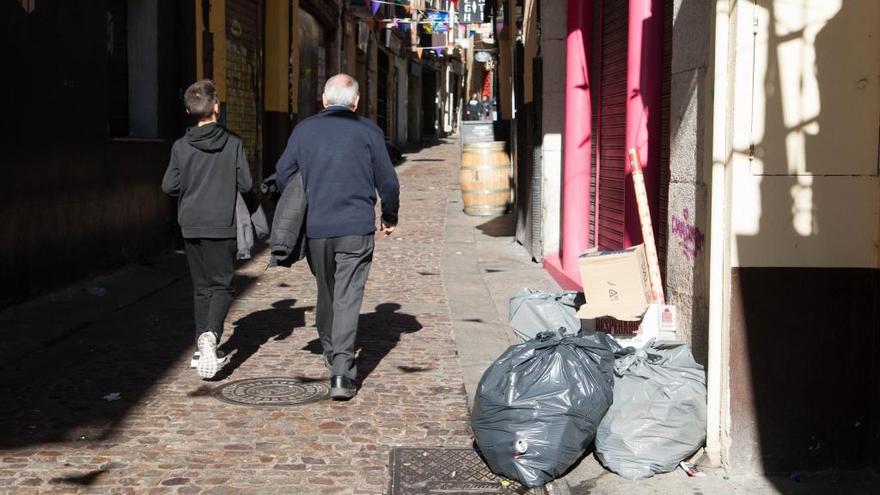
[470,289,707,487]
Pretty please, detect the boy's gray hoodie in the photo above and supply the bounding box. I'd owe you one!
[162,123,253,238]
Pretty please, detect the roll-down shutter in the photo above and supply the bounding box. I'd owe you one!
[595,0,628,251]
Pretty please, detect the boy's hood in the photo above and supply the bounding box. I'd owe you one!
[186,123,229,152]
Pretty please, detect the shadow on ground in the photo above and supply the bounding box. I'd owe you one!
[302,303,423,384]
[213,299,313,380]
[0,272,260,449]
[476,213,516,238]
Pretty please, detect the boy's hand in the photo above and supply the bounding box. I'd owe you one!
[381,222,396,237]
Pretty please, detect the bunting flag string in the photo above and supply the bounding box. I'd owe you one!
[375,18,455,26]
[363,0,455,16]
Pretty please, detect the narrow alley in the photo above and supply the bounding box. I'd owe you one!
[3,137,879,494]
[0,141,476,494]
[5,0,880,492]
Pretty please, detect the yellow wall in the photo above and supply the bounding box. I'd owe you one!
[195,0,204,81]
[291,1,301,114]
[209,0,226,100]
[522,0,537,103]
[728,0,880,268]
[264,0,290,113]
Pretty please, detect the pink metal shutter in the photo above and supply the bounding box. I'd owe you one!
[595,0,628,251]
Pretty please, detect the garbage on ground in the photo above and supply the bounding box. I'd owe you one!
[638,303,678,341]
[627,148,667,306]
[471,331,618,487]
[508,288,581,343]
[679,461,705,477]
[576,244,652,327]
[576,244,677,340]
[576,153,674,340]
[595,340,707,480]
[103,392,121,402]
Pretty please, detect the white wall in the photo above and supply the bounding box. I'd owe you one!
[728,0,880,269]
[540,0,567,260]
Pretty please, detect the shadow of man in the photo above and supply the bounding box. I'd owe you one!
[214,299,312,380]
[355,303,423,384]
[301,303,423,385]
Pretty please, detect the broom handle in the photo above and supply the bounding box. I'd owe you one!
[629,148,666,304]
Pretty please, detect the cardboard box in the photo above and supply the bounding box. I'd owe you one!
[576,244,652,321]
[581,317,642,336]
[582,303,678,342]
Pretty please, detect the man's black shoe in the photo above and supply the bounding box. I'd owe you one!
[329,376,357,400]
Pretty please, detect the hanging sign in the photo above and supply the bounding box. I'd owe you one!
[457,0,486,24]
[427,11,449,33]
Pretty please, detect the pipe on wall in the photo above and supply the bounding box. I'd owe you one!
[623,0,663,247]
[704,0,732,468]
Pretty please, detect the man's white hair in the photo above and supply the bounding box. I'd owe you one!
[323,74,359,107]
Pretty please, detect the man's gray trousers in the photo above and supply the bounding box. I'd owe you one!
[306,234,374,380]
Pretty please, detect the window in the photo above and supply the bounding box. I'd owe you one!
[106,0,160,139]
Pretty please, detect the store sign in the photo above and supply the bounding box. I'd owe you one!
[427,11,449,33]
[458,0,486,24]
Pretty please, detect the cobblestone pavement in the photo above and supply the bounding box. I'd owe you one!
[0,139,473,494]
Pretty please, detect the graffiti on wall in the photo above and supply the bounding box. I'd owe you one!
[226,12,261,183]
[671,209,705,260]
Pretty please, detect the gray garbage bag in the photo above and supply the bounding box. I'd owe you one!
[508,288,580,342]
[472,332,619,487]
[595,340,707,480]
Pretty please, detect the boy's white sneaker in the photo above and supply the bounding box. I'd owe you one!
[190,350,227,369]
[196,332,224,379]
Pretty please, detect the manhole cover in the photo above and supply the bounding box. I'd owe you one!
[213,377,328,406]
[389,447,548,495]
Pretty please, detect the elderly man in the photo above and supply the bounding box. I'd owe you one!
[275,74,400,400]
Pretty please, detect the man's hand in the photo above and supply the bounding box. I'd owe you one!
[381,222,396,237]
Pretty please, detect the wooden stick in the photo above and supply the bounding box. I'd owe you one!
[629,148,665,304]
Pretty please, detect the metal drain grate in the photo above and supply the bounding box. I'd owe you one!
[389,447,548,495]
[213,377,328,406]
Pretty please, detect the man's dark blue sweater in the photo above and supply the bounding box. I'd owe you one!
[274,106,400,239]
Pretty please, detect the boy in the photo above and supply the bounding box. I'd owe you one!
[162,80,253,379]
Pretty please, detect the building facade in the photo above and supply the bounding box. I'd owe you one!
[520,0,880,473]
[2,0,464,306]
[2,0,194,306]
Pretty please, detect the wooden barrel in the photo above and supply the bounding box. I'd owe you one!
[460,141,512,216]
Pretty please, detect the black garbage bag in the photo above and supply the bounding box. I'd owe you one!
[471,332,619,487]
[595,340,707,480]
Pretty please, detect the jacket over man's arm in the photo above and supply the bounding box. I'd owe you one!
[275,131,300,193]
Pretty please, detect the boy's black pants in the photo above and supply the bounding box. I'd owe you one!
[184,238,236,340]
